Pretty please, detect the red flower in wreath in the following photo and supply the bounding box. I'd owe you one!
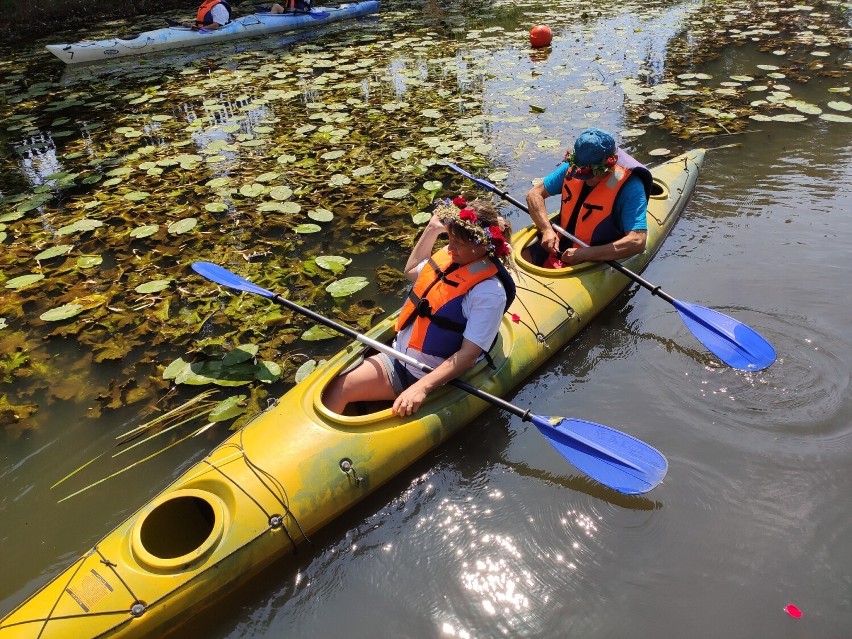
[605,155,616,168]
[453,196,467,208]
[459,208,478,223]
[488,226,504,242]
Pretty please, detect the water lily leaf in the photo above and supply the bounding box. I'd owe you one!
[321,150,346,160]
[163,357,188,380]
[383,188,410,199]
[124,191,151,202]
[255,360,281,383]
[209,395,248,422]
[423,180,442,191]
[0,318,6,330]
[352,166,375,176]
[77,255,103,268]
[239,183,266,198]
[40,303,84,322]
[16,193,53,213]
[135,279,172,294]
[130,224,159,238]
[421,108,442,118]
[536,139,562,149]
[329,174,351,187]
[315,255,351,274]
[295,359,317,382]
[301,325,342,341]
[56,218,104,235]
[413,211,431,224]
[35,245,73,261]
[1,212,24,222]
[168,218,197,234]
[5,273,45,290]
[205,202,229,213]
[648,148,671,156]
[295,223,322,233]
[308,208,334,222]
[828,101,851,112]
[254,172,280,183]
[820,113,852,123]
[269,186,293,200]
[326,276,369,298]
[258,202,296,213]
[222,344,259,365]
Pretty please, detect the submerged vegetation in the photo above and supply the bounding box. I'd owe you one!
[0,0,849,451]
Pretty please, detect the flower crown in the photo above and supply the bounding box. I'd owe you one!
[564,150,617,180]
[433,196,511,258]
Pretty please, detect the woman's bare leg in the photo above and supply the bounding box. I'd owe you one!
[323,355,397,414]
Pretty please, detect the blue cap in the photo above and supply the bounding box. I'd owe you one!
[573,129,616,166]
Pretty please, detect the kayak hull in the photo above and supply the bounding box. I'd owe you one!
[0,150,704,638]
[45,1,381,65]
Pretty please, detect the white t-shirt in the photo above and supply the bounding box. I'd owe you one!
[394,259,507,379]
[209,4,230,25]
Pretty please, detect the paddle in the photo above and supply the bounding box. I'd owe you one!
[192,261,667,495]
[445,162,777,372]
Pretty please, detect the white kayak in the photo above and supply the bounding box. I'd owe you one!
[45,1,381,65]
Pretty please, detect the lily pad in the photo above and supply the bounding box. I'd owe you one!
[295,359,318,382]
[40,303,84,322]
[5,273,45,290]
[383,188,411,199]
[326,276,369,298]
[308,208,334,222]
[269,186,294,200]
[135,279,172,294]
[77,255,103,268]
[209,395,248,422]
[222,344,259,366]
[168,218,198,234]
[130,224,159,238]
[423,180,443,191]
[301,325,342,341]
[124,191,151,202]
[205,202,229,213]
[295,223,322,234]
[35,245,73,261]
[315,255,351,274]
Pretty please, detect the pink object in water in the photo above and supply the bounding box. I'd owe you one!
[784,604,802,619]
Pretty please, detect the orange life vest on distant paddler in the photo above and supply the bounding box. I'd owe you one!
[196,0,231,26]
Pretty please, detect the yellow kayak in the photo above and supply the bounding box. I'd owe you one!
[0,149,704,638]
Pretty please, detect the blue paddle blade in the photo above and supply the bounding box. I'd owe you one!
[531,415,667,495]
[673,300,776,372]
[192,262,275,299]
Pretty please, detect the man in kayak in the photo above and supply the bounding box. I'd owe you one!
[181,0,232,29]
[323,198,515,417]
[523,128,654,268]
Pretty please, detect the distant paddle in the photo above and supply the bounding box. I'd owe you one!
[192,261,667,495]
[446,162,777,372]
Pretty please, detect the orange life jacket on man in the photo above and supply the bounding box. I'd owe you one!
[558,161,635,248]
[196,0,231,27]
[395,248,500,359]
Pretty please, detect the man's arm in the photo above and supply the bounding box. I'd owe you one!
[526,182,560,254]
[558,229,647,265]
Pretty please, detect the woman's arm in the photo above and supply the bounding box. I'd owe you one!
[392,338,482,415]
[403,215,446,281]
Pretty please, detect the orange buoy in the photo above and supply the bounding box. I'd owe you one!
[529,24,552,48]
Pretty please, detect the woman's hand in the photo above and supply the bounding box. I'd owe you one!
[392,385,428,416]
[426,214,448,234]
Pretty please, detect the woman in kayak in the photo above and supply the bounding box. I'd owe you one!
[523,128,653,268]
[181,0,231,29]
[323,198,514,416]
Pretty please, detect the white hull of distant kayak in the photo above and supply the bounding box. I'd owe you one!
[45,1,380,65]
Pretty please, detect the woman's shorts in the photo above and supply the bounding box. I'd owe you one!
[376,352,418,394]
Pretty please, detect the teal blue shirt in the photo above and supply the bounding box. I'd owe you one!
[542,162,648,233]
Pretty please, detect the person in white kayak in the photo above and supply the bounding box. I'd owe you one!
[181,0,232,29]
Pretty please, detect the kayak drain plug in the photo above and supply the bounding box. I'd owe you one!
[340,458,362,485]
[269,515,283,529]
[130,602,147,617]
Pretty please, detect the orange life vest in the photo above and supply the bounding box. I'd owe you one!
[196,0,231,26]
[395,248,498,358]
[558,162,634,248]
